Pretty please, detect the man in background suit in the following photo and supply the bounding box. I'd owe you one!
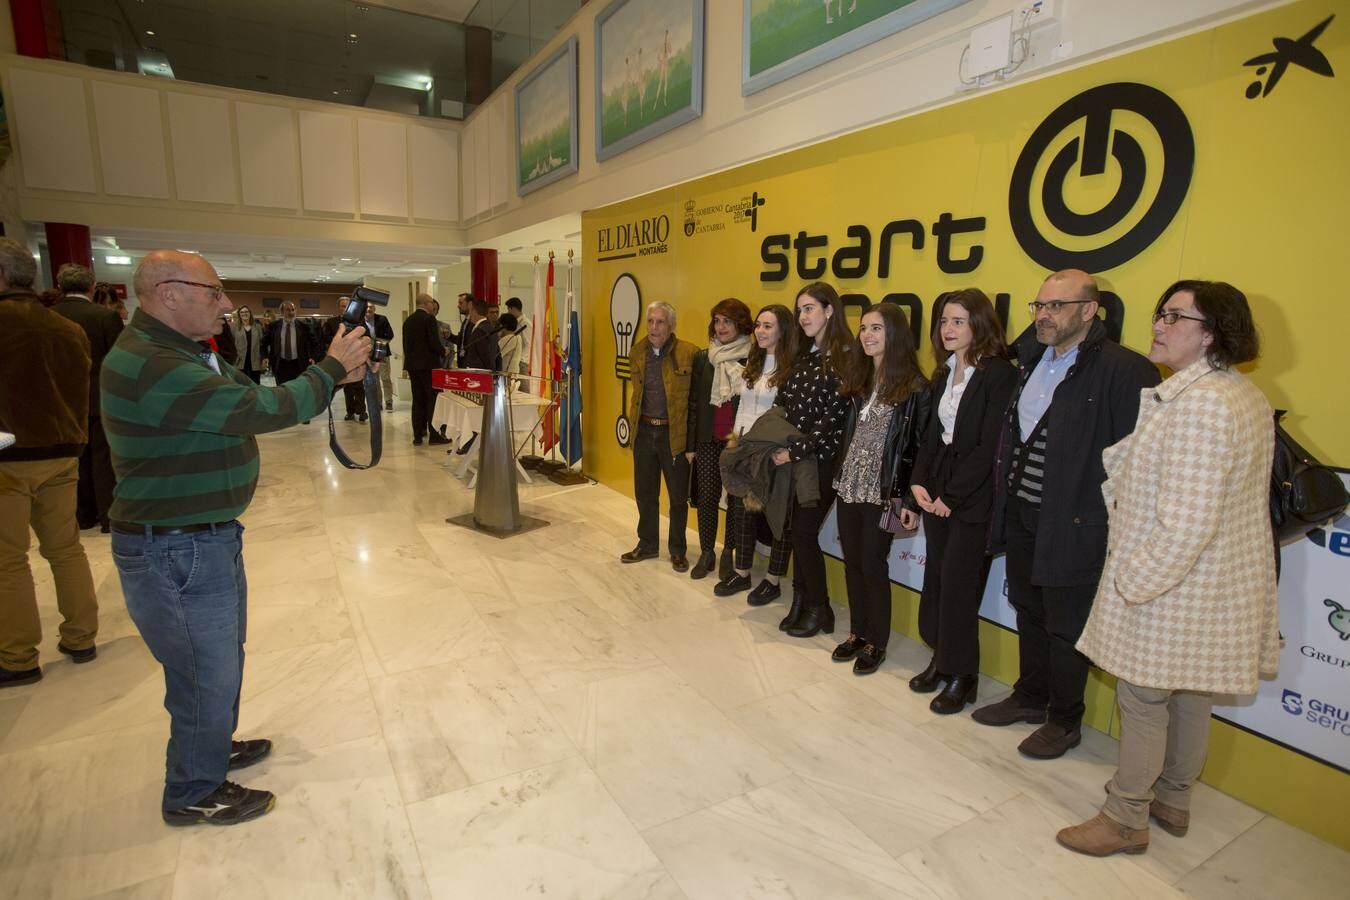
[267,301,313,386]
[459,296,502,371]
[402,293,448,446]
[364,306,396,411]
[51,263,123,532]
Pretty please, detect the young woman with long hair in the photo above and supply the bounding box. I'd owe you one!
[829,303,929,674]
[230,305,264,383]
[714,304,801,603]
[773,282,853,637]
[909,290,1016,707]
[685,298,755,580]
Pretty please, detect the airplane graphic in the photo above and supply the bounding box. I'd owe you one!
[1244,14,1336,99]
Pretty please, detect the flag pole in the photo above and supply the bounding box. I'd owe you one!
[550,248,586,485]
[538,250,564,475]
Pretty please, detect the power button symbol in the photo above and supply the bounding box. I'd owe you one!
[1009,82,1194,273]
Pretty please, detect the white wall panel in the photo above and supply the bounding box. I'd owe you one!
[473,110,491,216]
[299,110,356,214]
[357,118,409,218]
[410,124,459,221]
[461,118,478,219]
[9,69,96,193]
[236,102,299,209]
[92,81,169,198]
[167,94,236,204]
[488,98,509,211]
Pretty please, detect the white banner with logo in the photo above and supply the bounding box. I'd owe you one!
[1212,472,1350,772]
[818,476,1349,772]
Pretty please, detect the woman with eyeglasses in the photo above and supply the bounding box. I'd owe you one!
[909,290,1016,709]
[715,304,800,604]
[230,305,264,383]
[1057,281,1278,857]
[829,303,928,675]
[685,298,754,581]
[773,282,853,637]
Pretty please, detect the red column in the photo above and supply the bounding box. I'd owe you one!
[46,222,94,284]
[10,0,62,59]
[470,248,498,307]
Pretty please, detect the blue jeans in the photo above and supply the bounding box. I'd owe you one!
[112,522,247,810]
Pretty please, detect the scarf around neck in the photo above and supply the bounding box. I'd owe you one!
[708,335,752,406]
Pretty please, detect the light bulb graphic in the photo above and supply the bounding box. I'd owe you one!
[609,274,641,448]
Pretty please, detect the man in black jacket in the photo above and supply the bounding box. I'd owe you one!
[365,306,396,410]
[51,263,123,531]
[459,296,501,371]
[974,269,1160,760]
[402,293,448,446]
[266,302,313,385]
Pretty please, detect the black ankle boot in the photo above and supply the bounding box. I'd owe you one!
[786,602,834,638]
[779,587,805,631]
[929,674,978,715]
[690,550,717,580]
[908,656,946,694]
[718,546,735,582]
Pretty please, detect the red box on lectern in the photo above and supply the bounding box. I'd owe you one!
[432,369,494,393]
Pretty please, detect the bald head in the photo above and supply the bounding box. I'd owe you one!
[416,293,438,313]
[1042,269,1099,304]
[1033,268,1100,354]
[133,249,231,341]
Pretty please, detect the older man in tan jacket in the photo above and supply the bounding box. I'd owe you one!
[620,301,697,572]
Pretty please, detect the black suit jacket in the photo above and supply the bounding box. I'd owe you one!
[402,308,445,370]
[51,297,123,416]
[460,318,501,370]
[910,356,1017,524]
[365,313,394,342]
[267,317,315,369]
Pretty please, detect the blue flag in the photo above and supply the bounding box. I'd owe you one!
[560,309,583,465]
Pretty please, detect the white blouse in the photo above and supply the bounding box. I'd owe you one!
[938,360,972,445]
[733,353,778,435]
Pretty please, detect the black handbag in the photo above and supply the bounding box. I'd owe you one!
[1270,410,1348,543]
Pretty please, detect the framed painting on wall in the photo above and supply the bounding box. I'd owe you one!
[742,0,971,95]
[515,36,579,196]
[594,0,705,161]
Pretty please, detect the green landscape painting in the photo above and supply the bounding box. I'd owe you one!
[596,0,702,158]
[517,39,577,192]
[748,0,920,77]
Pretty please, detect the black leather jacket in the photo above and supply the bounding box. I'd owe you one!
[834,378,931,508]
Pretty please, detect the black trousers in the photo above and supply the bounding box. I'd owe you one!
[633,423,689,555]
[342,383,367,417]
[692,439,726,555]
[836,499,896,648]
[790,459,836,608]
[918,511,993,676]
[408,369,437,439]
[274,358,306,385]
[76,416,115,526]
[728,494,792,575]
[1005,496,1097,728]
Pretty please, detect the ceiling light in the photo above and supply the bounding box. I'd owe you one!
[145,29,155,36]
[348,32,358,38]
[105,255,131,265]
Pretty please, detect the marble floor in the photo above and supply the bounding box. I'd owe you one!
[2,402,1347,899]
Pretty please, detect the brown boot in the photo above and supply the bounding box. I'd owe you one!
[1102,781,1190,837]
[1057,812,1148,856]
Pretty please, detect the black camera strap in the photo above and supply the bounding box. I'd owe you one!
[327,366,383,470]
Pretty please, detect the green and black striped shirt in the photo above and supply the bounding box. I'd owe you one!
[102,309,346,525]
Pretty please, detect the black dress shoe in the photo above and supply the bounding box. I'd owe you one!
[428,433,451,446]
[99,521,110,533]
[713,573,752,597]
[930,674,978,714]
[718,546,735,582]
[78,518,98,530]
[853,644,886,675]
[58,642,97,664]
[746,579,781,606]
[0,666,42,688]
[412,437,423,446]
[344,413,355,421]
[620,546,658,564]
[908,656,946,694]
[690,550,717,580]
[786,602,834,638]
[670,554,690,573]
[831,635,865,662]
[358,413,368,423]
[779,587,805,631]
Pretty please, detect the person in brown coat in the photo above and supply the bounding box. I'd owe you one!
[621,301,697,571]
[0,239,99,687]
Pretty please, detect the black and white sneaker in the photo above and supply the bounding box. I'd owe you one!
[228,738,273,771]
[163,781,275,827]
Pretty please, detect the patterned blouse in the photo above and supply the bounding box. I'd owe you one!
[776,347,849,463]
[833,396,896,505]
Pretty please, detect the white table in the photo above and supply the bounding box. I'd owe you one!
[431,390,553,484]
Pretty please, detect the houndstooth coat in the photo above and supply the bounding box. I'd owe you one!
[1076,359,1280,694]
